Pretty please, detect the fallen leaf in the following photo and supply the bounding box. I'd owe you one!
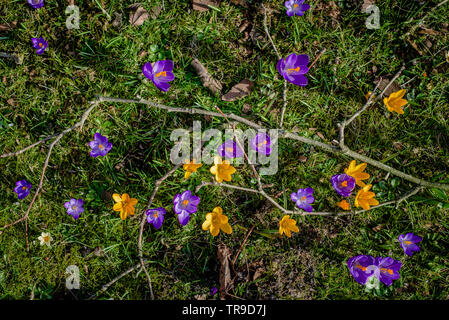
[361,0,375,11]
[0,21,17,32]
[374,77,402,97]
[191,58,223,95]
[194,294,207,300]
[372,224,384,232]
[112,12,123,27]
[150,6,162,19]
[242,103,252,113]
[129,5,149,27]
[230,0,248,7]
[192,0,219,12]
[316,132,325,141]
[253,267,265,281]
[221,79,254,102]
[299,155,308,162]
[217,243,233,300]
[138,50,147,58]
[7,98,16,106]
[418,27,439,35]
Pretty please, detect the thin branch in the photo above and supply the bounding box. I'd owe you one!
[262,4,280,60]
[0,102,100,241]
[137,164,181,300]
[403,0,449,39]
[89,259,150,299]
[92,95,449,191]
[195,181,423,218]
[232,225,255,268]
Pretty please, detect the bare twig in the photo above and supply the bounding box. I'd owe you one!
[232,225,255,268]
[137,164,181,300]
[91,95,449,191]
[0,102,100,244]
[89,259,150,299]
[403,0,449,39]
[338,65,405,150]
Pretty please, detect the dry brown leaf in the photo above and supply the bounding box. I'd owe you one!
[221,79,254,102]
[192,0,219,12]
[191,58,223,95]
[7,98,16,106]
[242,103,252,113]
[372,224,384,232]
[218,243,233,300]
[112,12,122,27]
[129,5,149,27]
[362,0,375,11]
[418,27,439,35]
[299,155,308,162]
[0,21,17,32]
[375,77,402,97]
[150,5,162,19]
[230,0,248,7]
[316,132,325,141]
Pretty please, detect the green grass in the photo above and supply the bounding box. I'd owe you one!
[0,0,448,299]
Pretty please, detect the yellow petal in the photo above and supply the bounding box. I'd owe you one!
[210,165,217,175]
[112,193,122,203]
[210,225,220,236]
[184,171,191,179]
[122,193,130,202]
[213,207,222,215]
[202,219,211,231]
[129,198,138,206]
[221,223,232,234]
[113,203,122,211]
[120,210,127,220]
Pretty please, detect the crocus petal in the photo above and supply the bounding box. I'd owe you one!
[153,80,170,92]
[142,62,153,79]
[112,194,122,203]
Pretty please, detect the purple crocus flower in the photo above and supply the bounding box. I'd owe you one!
[89,133,112,157]
[331,174,356,197]
[210,287,218,296]
[64,198,84,220]
[277,53,309,87]
[284,0,310,17]
[142,60,175,92]
[369,256,402,286]
[398,233,422,257]
[14,180,32,200]
[31,37,48,55]
[250,133,271,155]
[146,207,166,229]
[173,190,200,226]
[217,140,243,158]
[285,0,310,16]
[290,187,314,212]
[347,255,375,285]
[27,0,44,9]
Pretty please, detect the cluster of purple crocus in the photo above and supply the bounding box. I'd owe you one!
[347,255,402,286]
[348,233,422,288]
[217,133,272,159]
[145,190,200,230]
